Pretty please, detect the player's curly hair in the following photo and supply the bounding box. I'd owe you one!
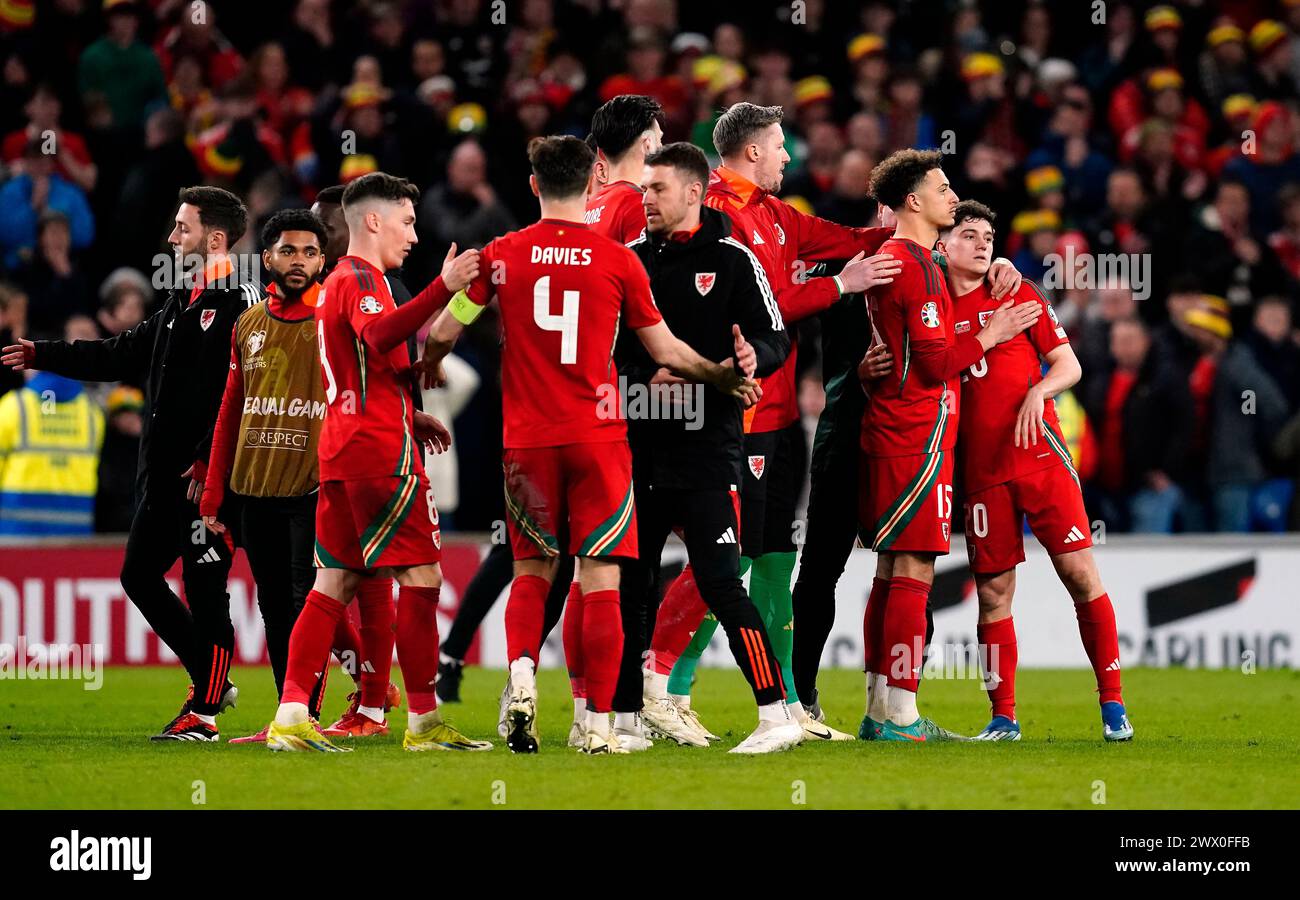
[261,208,327,250]
[868,149,945,211]
[951,200,997,230]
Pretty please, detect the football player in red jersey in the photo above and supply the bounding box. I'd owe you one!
[585,94,662,243]
[943,200,1132,742]
[859,150,1042,742]
[421,136,762,754]
[266,172,492,752]
[533,94,664,742]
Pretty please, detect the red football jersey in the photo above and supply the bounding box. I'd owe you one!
[861,237,960,458]
[955,280,1071,493]
[466,218,662,449]
[585,179,647,244]
[316,256,421,481]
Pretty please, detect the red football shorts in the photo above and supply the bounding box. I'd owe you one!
[963,462,1092,574]
[861,450,955,555]
[314,474,441,571]
[503,441,637,560]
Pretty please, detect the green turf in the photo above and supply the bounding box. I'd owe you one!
[2,666,1297,809]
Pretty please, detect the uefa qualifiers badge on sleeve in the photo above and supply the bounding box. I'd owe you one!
[359,295,383,315]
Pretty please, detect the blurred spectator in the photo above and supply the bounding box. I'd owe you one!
[599,28,689,135]
[95,268,149,344]
[190,77,285,192]
[76,0,166,134]
[1083,316,1195,533]
[0,323,105,537]
[846,34,888,114]
[814,149,875,226]
[16,212,92,336]
[94,384,143,533]
[112,107,202,271]
[0,138,94,269]
[1075,279,1138,388]
[0,284,24,397]
[1,82,97,192]
[154,3,244,90]
[783,120,843,203]
[1222,101,1300,234]
[1182,298,1289,531]
[1183,178,1289,312]
[1026,83,1112,218]
[1198,20,1252,111]
[413,140,517,286]
[881,67,937,152]
[1150,277,1205,378]
[1248,20,1297,102]
[1246,295,1300,413]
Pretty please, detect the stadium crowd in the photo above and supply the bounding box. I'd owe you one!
[0,0,1298,536]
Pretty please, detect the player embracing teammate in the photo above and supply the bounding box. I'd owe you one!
[941,200,1133,742]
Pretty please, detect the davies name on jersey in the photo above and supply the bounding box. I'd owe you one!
[530,245,593,265]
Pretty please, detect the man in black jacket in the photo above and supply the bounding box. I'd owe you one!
[612,142,803,754]
[1082,316,1196,532]
[3,186,258,740]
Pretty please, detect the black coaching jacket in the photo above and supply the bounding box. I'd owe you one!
[33,274,259,503]
[620,205,790,491]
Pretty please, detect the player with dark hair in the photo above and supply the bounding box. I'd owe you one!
[941,200,1132,742]
[859,150,1041,742]
[3,186,259,740]
[201,209,341,741]
[641,102,898,742]
[790,201,1024,727]
[266,172,489,752]
[585,94,663,242]
[421,135,762,754]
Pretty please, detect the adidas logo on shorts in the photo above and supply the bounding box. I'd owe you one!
[1062,525,1087,544]
[716,527,738,544]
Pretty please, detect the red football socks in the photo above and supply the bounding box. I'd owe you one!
[356,577,396,709]
[283,590,347,706]
[394,585,441,715]
[1075,593,1123,705]
[649,566,707,676]
[977,616,1018,720]
[862,576,889,674]
[330,614,363,684]
[562,581,586,698]
[882,576,929,692]
[580,589,623,713]
[504,574,550,663]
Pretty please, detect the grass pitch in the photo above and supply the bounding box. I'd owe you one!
[2,666,1297,809]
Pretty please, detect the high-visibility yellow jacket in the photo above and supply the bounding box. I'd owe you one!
[0,373,104,535]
